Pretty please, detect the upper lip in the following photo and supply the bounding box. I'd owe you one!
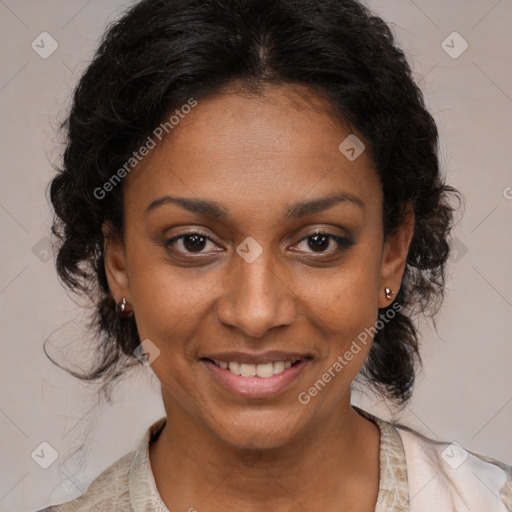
[201,351,311,365]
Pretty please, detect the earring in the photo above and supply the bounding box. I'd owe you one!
[116,296,133,318]
[384,287,394,300]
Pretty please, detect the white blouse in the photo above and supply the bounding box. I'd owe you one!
[38,407,512,511]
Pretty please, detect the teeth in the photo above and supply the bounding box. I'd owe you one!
[212,359,300,377]
[229,361,241,374]
[256,363,274,378]
[240,363,256,377]
[273,361,285,374]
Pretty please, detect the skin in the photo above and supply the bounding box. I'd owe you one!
[104,82,414,512]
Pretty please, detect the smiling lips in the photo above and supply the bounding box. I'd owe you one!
[210,359,296,377]
[201,350,310,377]
[201,351,311,397]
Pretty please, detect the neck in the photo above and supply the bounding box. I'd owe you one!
[149,393,380,512]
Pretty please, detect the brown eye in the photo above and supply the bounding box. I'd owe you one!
[164,232,219,254]
[308,233,330,252]
[294,232,354,255]
[181,234,207,252]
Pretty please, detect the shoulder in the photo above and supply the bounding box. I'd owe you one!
[395,422,512,511]
[37,450,135,512]
[37,416,167,512]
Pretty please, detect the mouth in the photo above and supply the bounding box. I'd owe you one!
[201,357,306,378]
[200,356,312,399]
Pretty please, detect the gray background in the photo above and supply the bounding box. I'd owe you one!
[0,0,511,510]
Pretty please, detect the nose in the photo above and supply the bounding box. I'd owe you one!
[215,248,297,338]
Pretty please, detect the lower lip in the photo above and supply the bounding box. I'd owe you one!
[201,359,309,399]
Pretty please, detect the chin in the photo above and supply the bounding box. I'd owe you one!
[210,409,307,451]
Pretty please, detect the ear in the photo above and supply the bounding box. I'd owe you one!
[102,221,131,302]
[378,204,414,308]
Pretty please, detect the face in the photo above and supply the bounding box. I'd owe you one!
[105,83,413,450]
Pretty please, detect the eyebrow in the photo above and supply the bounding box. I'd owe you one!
[145,191,364,218]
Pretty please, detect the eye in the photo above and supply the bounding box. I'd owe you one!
[292,231,354,255]
[163,230,354,258]
[164,231,221,255]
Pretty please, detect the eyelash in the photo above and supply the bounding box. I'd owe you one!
[163,230,354,257]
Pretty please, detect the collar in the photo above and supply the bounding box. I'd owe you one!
[354,406,410,511]
[129,416,169,512]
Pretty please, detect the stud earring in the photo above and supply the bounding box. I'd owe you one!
[116,296,133,318]
[384,287,394,300]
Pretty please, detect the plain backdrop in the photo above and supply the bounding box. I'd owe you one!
[0,0,511,511]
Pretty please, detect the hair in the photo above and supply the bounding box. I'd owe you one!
[47,0,462,405]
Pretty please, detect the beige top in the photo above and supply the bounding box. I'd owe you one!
[39,407,512,511]
[39,407,408,511]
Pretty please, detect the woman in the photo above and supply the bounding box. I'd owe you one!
[39,0,512,510]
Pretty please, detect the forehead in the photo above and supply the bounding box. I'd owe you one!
[124,83,380,217]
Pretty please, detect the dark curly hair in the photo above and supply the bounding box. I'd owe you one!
[47,0,461,405]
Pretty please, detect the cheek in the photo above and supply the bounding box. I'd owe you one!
[131,271,211,344]
[301,255,380,332]
[125,242,215,344]
[297,253,382,383]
